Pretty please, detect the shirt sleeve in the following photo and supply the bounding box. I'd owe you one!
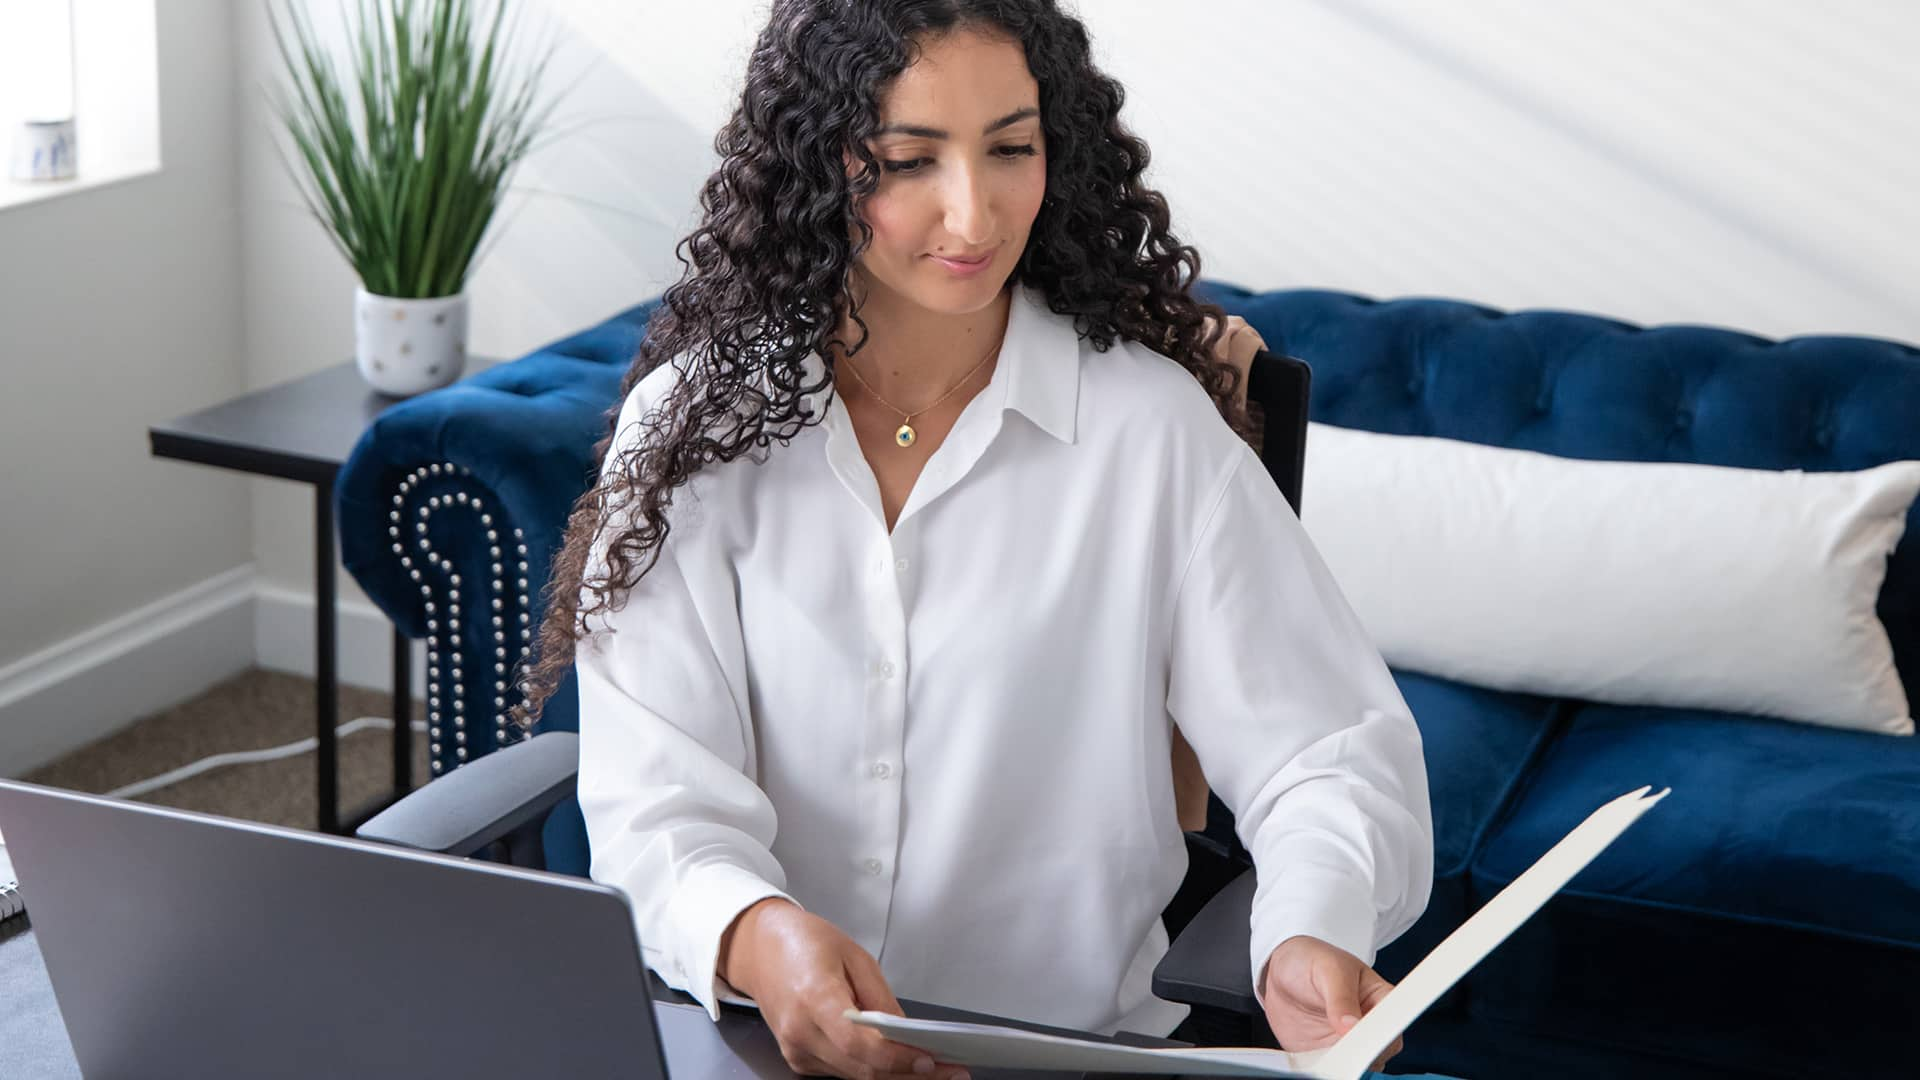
[1165,440,1434,1002]
[575,390,796,1021]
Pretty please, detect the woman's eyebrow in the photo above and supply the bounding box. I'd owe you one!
[875,106,1039,139]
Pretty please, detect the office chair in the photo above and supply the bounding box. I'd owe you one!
[357,348,1312,1043]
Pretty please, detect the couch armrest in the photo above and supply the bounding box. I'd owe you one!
[1152,866,1260,1017]
[356,731,580,858]
[335,306,654,776]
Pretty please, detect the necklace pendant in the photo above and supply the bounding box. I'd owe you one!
[895,422,917,448]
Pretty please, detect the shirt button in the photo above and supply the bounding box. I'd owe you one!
[894,558,909,572]
[880,661,896,678]
[863,858,883,875]
[872,762,892,779]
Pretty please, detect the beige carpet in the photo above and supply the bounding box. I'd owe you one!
[23,668,431,832]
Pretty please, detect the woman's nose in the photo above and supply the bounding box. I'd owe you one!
[941,164,994,245]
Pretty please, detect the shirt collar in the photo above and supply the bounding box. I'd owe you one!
[799,282,1081,444]
[998,282,1081,444]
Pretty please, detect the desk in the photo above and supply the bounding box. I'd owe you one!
[1,918,1451,1079]
[0,917,1182,1080]
[148,360,498,834]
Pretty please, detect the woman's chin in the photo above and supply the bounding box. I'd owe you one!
[858,261,1009,315]
[911,267,1009,309]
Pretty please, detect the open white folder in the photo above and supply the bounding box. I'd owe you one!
[850,786,1669,1080]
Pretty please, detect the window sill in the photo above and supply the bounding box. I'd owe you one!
[0,156,162,214]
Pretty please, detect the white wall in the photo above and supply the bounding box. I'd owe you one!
[0,0,253,774]
[6,0,1917,771]
[233,0,1920,645]
[1094,0,1920,341]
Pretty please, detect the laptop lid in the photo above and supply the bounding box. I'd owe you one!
[0,779,670,1080]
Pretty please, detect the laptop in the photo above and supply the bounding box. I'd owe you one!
[0,778,807,1079]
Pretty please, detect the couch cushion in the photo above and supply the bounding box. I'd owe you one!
[1463,702,1920,1076]
[1393,670,1565,878]
[1372,670,1563,990]
[1473,702,1920,945]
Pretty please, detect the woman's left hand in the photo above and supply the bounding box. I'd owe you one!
[1259,935,1403,1072]
[1200,313,1267,411]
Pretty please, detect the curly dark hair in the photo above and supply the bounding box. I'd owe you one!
[509,0,1253,730]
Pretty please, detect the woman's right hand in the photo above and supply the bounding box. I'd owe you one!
[719,898,969,1080]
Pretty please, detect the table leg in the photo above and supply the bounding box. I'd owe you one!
[315,483,340,835]
[392,626,413,794]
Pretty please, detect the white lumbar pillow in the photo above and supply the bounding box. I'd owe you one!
[1299,422,1920,735]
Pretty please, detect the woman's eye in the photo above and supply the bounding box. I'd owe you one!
[881,144,1038,175]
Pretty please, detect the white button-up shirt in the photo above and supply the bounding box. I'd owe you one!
[576,282,1433,1038]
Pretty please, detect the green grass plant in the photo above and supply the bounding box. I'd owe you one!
[266,0,562,299]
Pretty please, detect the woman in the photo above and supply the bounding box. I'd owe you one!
[511,2,1433,1078]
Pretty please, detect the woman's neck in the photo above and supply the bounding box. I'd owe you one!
[833,281,1013,408]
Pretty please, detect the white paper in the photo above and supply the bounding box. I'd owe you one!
[852,786,1669,1080]
[848,1011,1318,1077]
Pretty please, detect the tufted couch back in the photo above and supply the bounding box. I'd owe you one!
[1198,283,1920,704]
[341,281,1920,791]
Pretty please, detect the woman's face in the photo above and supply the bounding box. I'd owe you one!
[849,28,1048,316]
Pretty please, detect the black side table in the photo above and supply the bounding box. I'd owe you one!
[149,359,497,834]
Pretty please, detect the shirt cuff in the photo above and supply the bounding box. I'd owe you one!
[664,862,798,1021]
[1247,866,1381,1007]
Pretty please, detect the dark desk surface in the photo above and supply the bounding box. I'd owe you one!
[148,358,502,485]
[0,918,1190,1080]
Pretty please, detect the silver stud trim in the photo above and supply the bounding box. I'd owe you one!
[385,460,534,775]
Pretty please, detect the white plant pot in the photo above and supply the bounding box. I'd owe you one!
[354,286,469,396]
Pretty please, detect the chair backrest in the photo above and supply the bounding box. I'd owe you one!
[1246,348,1312,516]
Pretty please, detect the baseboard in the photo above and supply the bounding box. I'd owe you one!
[0,569,429,778]
[0,567,257,777]
[253,584,428,702]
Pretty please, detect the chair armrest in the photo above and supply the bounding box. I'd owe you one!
[1152,866,1260,1017]
[356,731,580,857]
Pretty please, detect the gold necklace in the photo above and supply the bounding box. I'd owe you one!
[838,330,1005,448]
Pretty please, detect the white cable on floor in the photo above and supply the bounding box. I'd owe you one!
[106,717,433,801]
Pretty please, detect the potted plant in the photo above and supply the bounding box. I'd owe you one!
[266,0,563,396]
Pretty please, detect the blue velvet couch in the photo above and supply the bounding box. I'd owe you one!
[338,282,1920,1079]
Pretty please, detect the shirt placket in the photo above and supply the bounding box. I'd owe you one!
[814,371,1005,959]
[850,518,910,959]
[815,390,910,958]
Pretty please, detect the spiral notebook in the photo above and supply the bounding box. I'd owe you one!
[1,828,24,924]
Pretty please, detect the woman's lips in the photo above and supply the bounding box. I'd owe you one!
[929,248,997,275]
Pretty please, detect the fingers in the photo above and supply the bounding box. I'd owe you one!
[805,1022,940,1080]
[1368,1034,1406,1073]
[1314,955,1366,1031]
[780,1013,946,1080]
[823,1013,934,1079]
[844,953,906,1016]
[748,910,963,1080]
[1359,967,1396,1012]
[814,963,940,1080]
